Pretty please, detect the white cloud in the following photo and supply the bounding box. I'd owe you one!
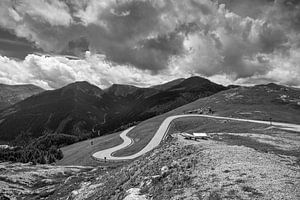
[265,48,300,86]
[0,0,72,27]
[1,48,299,89]
[18,0,72,26]
[72,0,112,25]
[0,52,188,89]
[0,0,73,52]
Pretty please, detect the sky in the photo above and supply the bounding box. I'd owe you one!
[0,0,299,89]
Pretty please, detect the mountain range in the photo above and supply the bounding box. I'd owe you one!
[0,76,226,141]
[175,83,300,124]
[0,84,44,110]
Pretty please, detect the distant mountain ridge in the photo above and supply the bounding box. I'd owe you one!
[62,81,104,97]
[0,76,227,141]
[104,84,139,97]
[174,83,300,124]
[151,78,185,91]
[0,83,44,110]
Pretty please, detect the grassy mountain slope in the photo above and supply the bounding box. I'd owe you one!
[0,77,226,142]
[0,81,110,141]
[177,83,300,123]
[151,78,185,91]
[112,83,300,157]
[103,84,140,97]
[0,83,44,110]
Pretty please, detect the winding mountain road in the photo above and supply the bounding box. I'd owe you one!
[92,114,300,161]
[92,127,135,160]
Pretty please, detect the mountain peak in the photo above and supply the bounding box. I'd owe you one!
[185,76,212,83]
[110,83,139,88]
[265,82,281,88]
[152,78,185,91]
[255,82,285,91]
[64,81,93,87]
[62,81,103,97]
[0,76,227,141]
[167,76,223,91]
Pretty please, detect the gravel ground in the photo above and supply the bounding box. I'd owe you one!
[175,136,300,200]
[0,162,93,199]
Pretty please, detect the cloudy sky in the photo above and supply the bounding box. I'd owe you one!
[0,0,299,89]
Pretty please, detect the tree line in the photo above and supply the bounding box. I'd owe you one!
[0,132,77,164]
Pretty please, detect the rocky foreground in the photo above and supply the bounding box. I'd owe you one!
[0,163,93,199]
[1,125,300,200]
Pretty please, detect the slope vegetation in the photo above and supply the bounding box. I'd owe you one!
[0,76,226,141]
[0,83,44,110]
[113,83,300,157]
[58,82,300,166]
[178,83,300,124]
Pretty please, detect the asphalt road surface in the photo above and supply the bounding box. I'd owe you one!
[92,114,300,161]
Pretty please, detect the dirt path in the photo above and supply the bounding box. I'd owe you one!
[92,114,300,161]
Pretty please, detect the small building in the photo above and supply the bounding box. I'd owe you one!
[180,132,209,140]
[0,145,14,150]
[193,133,209,139]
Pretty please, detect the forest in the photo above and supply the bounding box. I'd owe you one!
[0,132,77,164]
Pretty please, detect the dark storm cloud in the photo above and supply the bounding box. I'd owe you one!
[216,0,275,19]
[258,23,288,53]
[221,20,288,77]
[0,28,41,59]
[268,0,300,32]
[63,36,90,56]
[0,0,189,71]
[84,0,181,71]
[87,26,185,71]
[190,0,212,15]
